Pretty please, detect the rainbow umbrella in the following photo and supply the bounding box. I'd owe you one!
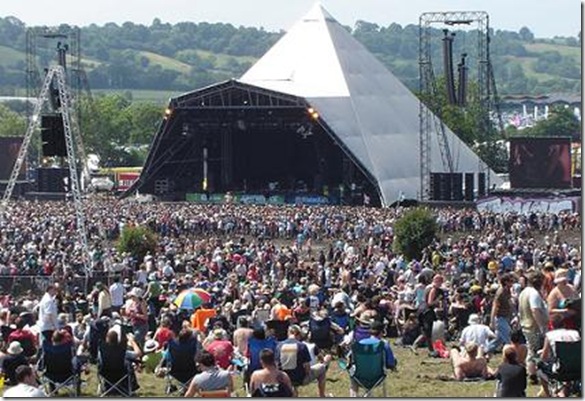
[173,288,210,310]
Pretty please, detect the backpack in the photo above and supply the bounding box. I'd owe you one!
[309,317,332,350]
[331,311,350,332]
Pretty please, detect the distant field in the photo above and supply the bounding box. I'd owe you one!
[92,89,183,103]
[194,49,257,66]
[524,42,581,60]
[0,45,25,67]
[138,50,192,74]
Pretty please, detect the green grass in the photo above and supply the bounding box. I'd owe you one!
[193,49,257,66]
[39,345,541,398]
[92,89,183,104]
[0,45,26,67]
[137,51,192,74]
[524,43,581,60]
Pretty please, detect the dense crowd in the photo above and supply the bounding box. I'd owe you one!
[0,198,580,397]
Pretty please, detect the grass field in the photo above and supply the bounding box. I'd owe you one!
[60,344,542,398]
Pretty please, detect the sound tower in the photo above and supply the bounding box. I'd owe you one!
[37,168,68,193]
[452,173,463,201]
[478,172,486,197]
[41,114,66,157]
[430,173,441,200]
[464,173,474,201]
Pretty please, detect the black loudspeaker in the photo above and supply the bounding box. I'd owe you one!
[465,173,474,201]
[478,173,486,197]
[430,173,441,200]
[439,173,452,201]
[452,173,463,201]
[37,168,68,193]
[41,114,66,157]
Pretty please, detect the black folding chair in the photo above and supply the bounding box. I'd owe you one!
[97,343,135,397]
[547,341,582,397]
[37,342,81,397]
[164,338,198,396]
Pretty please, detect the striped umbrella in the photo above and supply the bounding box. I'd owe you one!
[173,288,211,310]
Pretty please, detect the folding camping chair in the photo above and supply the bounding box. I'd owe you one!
[37,342,81,397]
[198,388,231,397]
[97,344,135,397]
[164,338,198,396]
[347,341,387,397]
[546,341,582,397]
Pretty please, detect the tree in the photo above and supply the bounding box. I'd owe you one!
[0,104,26,137]
[392,208,437,261]
[117,225,157,263]
[521,106,580,140]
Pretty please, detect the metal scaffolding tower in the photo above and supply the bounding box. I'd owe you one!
[419,11,501,200]
[1,66,91,275]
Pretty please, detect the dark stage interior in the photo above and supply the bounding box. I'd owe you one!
[140,106,377,204]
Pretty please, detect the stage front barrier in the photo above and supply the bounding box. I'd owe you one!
[0,272,123,298]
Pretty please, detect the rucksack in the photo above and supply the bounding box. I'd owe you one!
[309,317,332,350]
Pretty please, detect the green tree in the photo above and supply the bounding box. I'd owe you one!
[117,225,157,263]
[521,106,580,139]
[0,104,26,137]
[392,208,437,261]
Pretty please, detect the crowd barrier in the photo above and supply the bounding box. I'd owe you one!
[0,272,122,296]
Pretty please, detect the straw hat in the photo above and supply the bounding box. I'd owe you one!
[7,341,23,355]
[554,268,568,284]
[467,313,481,325]
[128,287,144,298]
[143,339,159,354]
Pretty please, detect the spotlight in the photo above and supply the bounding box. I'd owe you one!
[307,107,319,120]
[164,108,172,118]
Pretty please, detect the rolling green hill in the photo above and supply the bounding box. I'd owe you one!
[0,16,579,97]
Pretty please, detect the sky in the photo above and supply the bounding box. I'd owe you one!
[1,0,581,38]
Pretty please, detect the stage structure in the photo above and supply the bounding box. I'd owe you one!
[0,66,91,276]
[419,11,505,201]
[25,26,91,187]
[128,4,500,205]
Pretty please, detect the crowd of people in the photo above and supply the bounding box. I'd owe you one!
[0,197,580,397]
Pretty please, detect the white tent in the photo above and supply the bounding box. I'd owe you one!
[241,3,500,204]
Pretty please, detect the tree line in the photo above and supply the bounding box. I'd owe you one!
[0,16,580,95]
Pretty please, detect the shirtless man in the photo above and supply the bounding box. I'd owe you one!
[450,342,494,380]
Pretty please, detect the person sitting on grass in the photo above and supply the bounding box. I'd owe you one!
[3,365,46,398]
[494,345,526,397]
[184,350,233,397]
[450,341,494,381]
[275,324,330,398]
[250,348,293,398]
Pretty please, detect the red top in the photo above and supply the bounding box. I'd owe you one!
[206,340,234,369]
[154,327,174,349]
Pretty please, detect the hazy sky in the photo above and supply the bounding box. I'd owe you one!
[1,0,581,38]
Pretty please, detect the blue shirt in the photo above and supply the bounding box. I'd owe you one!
[359,337,396,369]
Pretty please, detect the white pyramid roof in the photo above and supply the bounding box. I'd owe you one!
[241,3,500,205]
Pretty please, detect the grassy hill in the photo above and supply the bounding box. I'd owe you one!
[0,45,25,68]
[138,50,192,74]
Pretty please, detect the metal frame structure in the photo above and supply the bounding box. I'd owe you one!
[1,66,91,275]
[25,26,91,189]
[419,11,501,200]
[126,80,382,204]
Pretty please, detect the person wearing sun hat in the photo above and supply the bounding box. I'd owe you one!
[2,341,27,386]
[546,267,577,330]
[142,339,162,373]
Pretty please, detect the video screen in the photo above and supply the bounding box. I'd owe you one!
[0,137,24,181]
[509,137,572,189]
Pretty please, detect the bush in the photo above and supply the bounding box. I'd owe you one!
[117,225,158,263]
[392,208,437,261]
